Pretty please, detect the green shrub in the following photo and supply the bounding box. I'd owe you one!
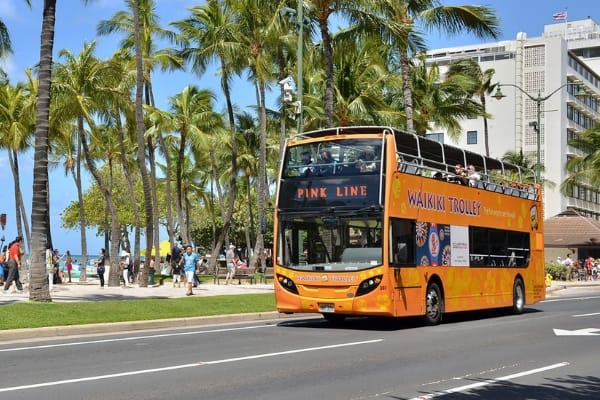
[545,262,567,281]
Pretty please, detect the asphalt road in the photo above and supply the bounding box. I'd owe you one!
[1,286,599,400]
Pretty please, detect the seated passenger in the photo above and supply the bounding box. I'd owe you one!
[467,164,481,187]
[356,146,378,173]
[318,150,337,175]
[448,163,467,185]
[299,151,315,176]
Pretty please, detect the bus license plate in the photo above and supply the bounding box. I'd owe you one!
[319,303,334,313]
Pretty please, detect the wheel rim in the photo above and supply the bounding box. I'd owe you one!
[515,283,524,310]
[427,288,440,320]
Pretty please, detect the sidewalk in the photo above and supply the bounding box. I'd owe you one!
[2,277,597,303]
[0,277,274,304]
[546,278,600,294]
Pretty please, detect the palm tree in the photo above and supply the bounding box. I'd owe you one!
[29,0,59,301]
[357,0,499,135]
[53,42,125,287]
[167,85,221,244]
[410,56,485,138]
[0,80,34,250]
[173,0,244,266]
[562,125,600,196]
[98,0,182,277]
[446,58,497,156]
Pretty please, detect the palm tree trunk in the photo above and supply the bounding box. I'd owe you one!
[75,132,87,281]
[481,93,490,157]
[400,49,415,135]
[133,0,154,274]
[320,16,334,128]
[29,0,56,302]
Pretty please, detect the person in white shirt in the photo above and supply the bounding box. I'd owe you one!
[467,165,481,187]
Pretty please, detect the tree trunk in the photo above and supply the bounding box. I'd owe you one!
[29,0,57,302]
[133,0,154,276]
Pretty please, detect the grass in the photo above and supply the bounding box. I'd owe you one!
[0,293,276,330]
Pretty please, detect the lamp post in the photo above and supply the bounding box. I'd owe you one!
[281,2,304,134]
[493,81,585,182]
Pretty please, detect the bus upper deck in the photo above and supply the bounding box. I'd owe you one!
[282,126,539,203]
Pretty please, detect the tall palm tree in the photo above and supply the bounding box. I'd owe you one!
[357,0,499,135]
[0,80,34,250]
[30,0,59,301]
[166,85,221,244]
[53,42,124,287]
[98,0,182,276]
[173,0,244,265]
[410,56,484,137]
[446,58,497,156]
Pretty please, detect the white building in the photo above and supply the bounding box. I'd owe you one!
[426,18,600,221]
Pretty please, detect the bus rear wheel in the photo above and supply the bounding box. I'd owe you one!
[424,282,443,325]
[512,278,525,314]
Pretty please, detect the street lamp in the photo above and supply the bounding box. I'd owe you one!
[493,81,585,182]
[281,2,306,134]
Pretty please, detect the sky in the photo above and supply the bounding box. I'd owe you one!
[0,0,598,255]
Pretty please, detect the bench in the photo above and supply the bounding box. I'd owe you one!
[214,262,257,285]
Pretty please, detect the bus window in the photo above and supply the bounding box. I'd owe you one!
[390,218,416,266]
[277,215,383,271]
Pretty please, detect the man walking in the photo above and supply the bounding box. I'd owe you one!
[181,245,198,296]
[3,236,24,294]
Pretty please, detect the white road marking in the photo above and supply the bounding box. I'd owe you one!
[543,295,600,303]
[0,339,383,393]
[0,324,274,353]
[573,312,600,317]
[553,328,600,336]
[407,362,569,400]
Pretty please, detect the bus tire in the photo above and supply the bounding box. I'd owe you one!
[512,278,525,314]
[322,313,345,324]
[424,282,443,326]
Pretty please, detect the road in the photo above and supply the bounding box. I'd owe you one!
[0,287,599,400]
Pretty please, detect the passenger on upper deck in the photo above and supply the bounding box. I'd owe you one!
[318,149,337,175]
[357,146,378,173]
[448,163,467,185]
[299,151,315,176]
[467,165,481,187]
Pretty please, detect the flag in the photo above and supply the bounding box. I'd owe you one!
[552,11,567,21]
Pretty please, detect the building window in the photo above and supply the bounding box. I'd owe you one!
[466,130,478,145]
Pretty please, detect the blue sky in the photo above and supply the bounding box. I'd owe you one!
[0,0,597,254]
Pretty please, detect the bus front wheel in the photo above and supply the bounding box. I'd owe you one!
[512,278,525,314]
[424,282,443,325]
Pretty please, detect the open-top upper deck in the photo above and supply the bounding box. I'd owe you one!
[285,126,540,201]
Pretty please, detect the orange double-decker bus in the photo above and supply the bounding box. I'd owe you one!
[273,126,545,324]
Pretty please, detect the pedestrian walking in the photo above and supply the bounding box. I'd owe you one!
[95,248,106,288]
[181,245,198,296]
[3,236,24,294]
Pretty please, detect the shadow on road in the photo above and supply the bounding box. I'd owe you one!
[277,307,543,331]
[398,374,600,400]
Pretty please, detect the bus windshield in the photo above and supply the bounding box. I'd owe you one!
[278,213,383,271]
[282,138,382,178]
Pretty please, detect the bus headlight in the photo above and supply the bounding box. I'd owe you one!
[277,274,298,294]
[355,275,382,296]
